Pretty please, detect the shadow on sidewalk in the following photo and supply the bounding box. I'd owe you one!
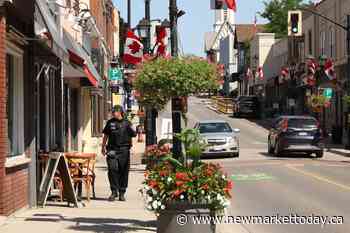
[25,215,156,233]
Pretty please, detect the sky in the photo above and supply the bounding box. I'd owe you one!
[113,0,268,57]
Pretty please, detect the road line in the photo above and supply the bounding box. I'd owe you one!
[286,165,350,191]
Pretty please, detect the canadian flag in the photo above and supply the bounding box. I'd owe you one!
[153,26,167,57]
[123,30,144,65]
[279,67,289,83]
[257,66,264,80]
[324,59,336,80]
[225,0,237,12]
[307,59,317,75]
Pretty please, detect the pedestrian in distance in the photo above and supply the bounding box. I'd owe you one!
[136,124,144,143]
[101,105,137,201]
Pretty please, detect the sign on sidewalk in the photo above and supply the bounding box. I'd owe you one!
[38,152,78,208]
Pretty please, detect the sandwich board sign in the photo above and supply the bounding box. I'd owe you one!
[38,152,78,207]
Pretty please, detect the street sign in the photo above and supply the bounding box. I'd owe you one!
[323,88,333,99]
[109,68,122,81]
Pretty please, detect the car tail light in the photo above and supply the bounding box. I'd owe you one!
[282,119,288,132]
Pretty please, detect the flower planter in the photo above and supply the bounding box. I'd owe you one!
[157,202,216,233]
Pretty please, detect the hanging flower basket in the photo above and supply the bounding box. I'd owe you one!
[308,94,328,112]
[134,57,220,112]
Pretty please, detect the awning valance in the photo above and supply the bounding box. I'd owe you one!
[63,30,101,87]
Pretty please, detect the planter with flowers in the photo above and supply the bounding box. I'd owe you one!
[140,129,233,233]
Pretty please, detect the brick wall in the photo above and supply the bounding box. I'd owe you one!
[0,14,29,216]
[0,15,8,216]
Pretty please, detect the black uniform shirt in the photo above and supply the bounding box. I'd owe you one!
[103,118,136,150]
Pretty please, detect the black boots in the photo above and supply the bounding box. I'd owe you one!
[108,191,118,201]
[119,192,126,201]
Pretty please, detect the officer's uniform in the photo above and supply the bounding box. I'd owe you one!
[103,118,136,196]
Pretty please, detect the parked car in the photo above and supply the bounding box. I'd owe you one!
[194,120,240,158]
[268,116,324,158]
[233,96,259,118]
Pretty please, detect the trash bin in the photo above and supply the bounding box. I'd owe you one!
[331,125,343,144]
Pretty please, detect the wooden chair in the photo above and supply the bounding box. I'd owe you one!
[38,153,64,202]
[66,153,96,202]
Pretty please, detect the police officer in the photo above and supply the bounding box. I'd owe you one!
[102,105,136,201]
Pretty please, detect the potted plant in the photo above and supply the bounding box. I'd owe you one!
[308,94,327,113]
[140,129,233,233]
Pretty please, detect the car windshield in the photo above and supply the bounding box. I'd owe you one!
[288,118,318,129]
[198,122,232,133]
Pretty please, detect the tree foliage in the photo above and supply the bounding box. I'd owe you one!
[134,57,219,110]
[260,0,312,38]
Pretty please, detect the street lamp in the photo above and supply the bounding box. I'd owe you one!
[137,18,151,53]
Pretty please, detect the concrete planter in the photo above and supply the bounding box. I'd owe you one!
[157,202,216,233]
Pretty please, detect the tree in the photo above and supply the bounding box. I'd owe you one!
[260,0,312,38]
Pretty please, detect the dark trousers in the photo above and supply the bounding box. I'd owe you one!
[106,148,130,194]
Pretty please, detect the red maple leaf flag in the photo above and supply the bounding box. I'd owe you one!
[324,59,336,80]
[123,30,144,65]
[154,26,168,57]
[257,66,264,80]
[225,0,236,12]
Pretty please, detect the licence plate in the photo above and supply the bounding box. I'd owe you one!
[210,147,224,152]
[298,132,308,136]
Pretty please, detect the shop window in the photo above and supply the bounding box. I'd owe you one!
[91,95,103,137]
[6,50,24,158]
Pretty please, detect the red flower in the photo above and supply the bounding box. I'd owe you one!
[201,184,209,190]
[175,172,188,181]
[173,189,184,197]
[176,181,185,187]
[148,180,158,189]
[226,180,234,190]
[159,170,168,177]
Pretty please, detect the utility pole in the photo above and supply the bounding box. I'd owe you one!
[169,0,182,158]
[127,0,131,28]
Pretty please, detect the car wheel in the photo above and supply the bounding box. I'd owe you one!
[315,151,324,158]
[268,138,274,154]
[232,152,239,158]
[274,142,281,156]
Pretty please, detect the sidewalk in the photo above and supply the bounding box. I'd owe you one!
[0,139,157,233]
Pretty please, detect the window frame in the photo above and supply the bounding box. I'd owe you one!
[5,41,25,160]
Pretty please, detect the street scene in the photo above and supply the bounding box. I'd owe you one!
[1,0,350,233]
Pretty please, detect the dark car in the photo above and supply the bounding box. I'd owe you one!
[233,96,259,118]
[268,116,324,158]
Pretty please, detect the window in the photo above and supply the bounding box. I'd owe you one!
[308,30,313,55]
[329,27,335,58]
[198,122,233,133]
[320,31,326,56]
[6,48,24,158]
[91,94,103,137]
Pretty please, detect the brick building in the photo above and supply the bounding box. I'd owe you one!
[0,0,35,215]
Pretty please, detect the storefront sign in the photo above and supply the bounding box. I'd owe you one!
[109,68,122,81]
[323,88,333,99]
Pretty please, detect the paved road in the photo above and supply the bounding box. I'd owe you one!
[157,97,350,233]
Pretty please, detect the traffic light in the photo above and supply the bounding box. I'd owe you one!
[288,11,302,36]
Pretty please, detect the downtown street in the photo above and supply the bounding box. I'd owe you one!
[157,96,350,233]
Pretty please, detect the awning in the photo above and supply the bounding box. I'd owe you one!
[35,0,69,64]
[63,30,101,87]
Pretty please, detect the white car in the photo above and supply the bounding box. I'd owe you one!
[194,120,240,158]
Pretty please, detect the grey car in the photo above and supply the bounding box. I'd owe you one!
[194,120,240,158]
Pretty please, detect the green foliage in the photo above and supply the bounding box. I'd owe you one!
[134,58,219,111]
[260,0,312,38]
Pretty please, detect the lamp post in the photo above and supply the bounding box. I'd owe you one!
[169,0,185,159]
